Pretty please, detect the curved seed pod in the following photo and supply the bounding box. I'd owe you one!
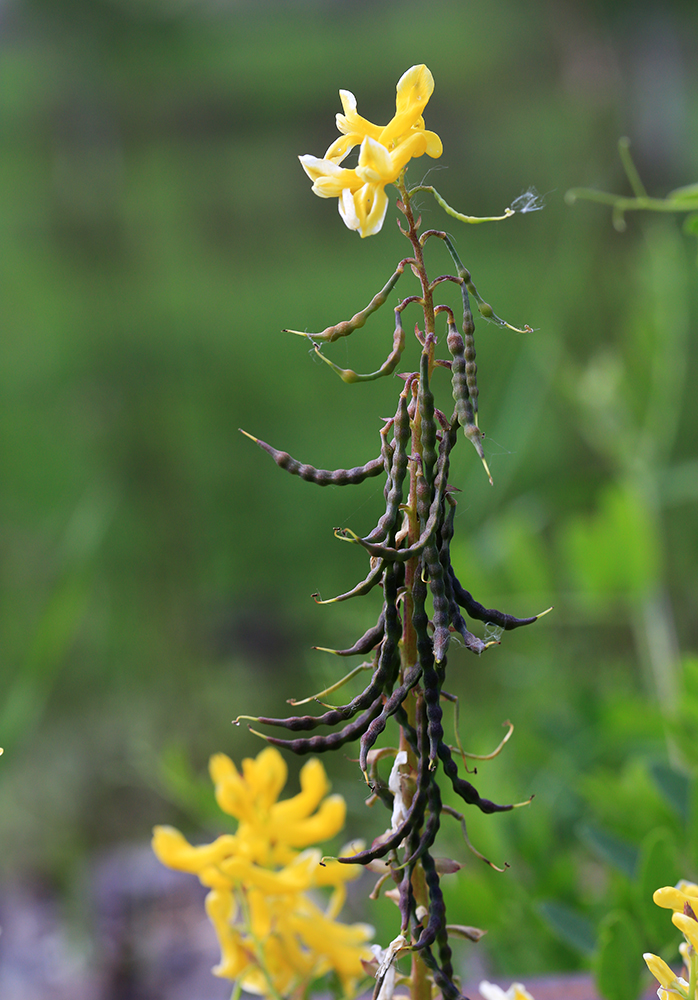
[449,567,539,629]
[418,345,437,487]
[411,571,442,768]
[405,773,441,867]
[364,384,411,544]
[259,697,384,756]
[312,558,384,604]
[358,663,423,775]
[436,501,488,654]
[355,420,455,562]
[393,705,419,756]
[440,233,532,333]
[240,430,385,486]
[437,739,514,813]
[414,848,446,951]
[312,308,405,383]
[446,317,492,485]
[317,613,385,656]
[460,280,478,422]
[284,261,407,343]
[417,943,460,1000]
[425,536,450,663]
[337,701,429,866]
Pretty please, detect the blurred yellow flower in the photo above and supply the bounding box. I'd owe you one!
[153,747,373,998]
[645,881,698,1000]
[479,981,535,1000]
[300,65,443,237]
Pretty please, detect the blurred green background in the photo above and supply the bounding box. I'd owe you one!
[1,0,698,989]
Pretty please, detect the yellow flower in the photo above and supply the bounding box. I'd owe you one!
[153,747,373,998]
[299,65,442,237]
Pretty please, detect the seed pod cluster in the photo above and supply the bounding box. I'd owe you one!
[243,256,543,1000]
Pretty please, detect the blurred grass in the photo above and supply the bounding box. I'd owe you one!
[1,0,698,980]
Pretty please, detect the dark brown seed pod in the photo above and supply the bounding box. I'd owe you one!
[412,571,442,768]
[312,558,384,604]
[437,739,514,814]
[240,430,384,486]
[339,691,431,866]
[364,384,411,545]
[460,280,478,420]
[358,663,423,774]
[425,536,450,663]
[355,420,455,562]
[259,697,384,756]
[418,345,437,487]
[449,567,539,630]
[317,613,385,656]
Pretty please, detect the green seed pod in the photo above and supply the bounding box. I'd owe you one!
[284,261,407,343]
[313,308,405,382]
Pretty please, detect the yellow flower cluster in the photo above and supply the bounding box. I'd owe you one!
[300,65,443,238]
[644,880,698,1000]
[153,747,373,998]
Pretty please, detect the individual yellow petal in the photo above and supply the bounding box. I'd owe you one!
[678,880,698,898]
[644,953,682,989]
[271,757,330,824]
[247,887,272,939]
[323,134,361,164]
[380,65,435,147]
[655,886,692,911]
[673,911,698,950]
[356,136,395,183]
[242,747,288,810]
[336,89,382,141]
[209,753,256,822]
[338,186,361,231]
[205,889,252,980]
[354,183,389,238]
[151,825,238,874]
[272,794,347,848]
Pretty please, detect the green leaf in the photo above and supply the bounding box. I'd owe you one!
[636,828,680,944]
[649,763,690,822]
[594,911,643,1000]
[578,823,639,878]
[537,900,596,955]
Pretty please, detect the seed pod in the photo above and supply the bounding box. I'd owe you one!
[449,567,539,629]
[357,420,455,562]
[437,740,514,814]
[312,308,405,382]
[358,663,423,774]
[261,697,384,756]
[460,281,478,421]
[283,261,407,343]
[418,346,437,487]
[446,317,492,484]
[319,613,385,656]
[425,537,450,663]
[240,431,385,486]
[313,558,384,604]
[364,384,411,544]
[405,773,441,867]
[412,572,443,768]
